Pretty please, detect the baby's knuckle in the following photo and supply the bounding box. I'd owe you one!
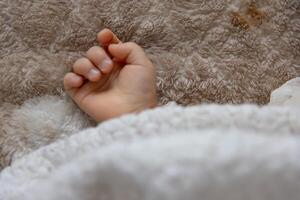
[127,42,139,49]
[73,58,84,69]
[64,73,72,81]
[73,61,80,70]
[96,31,102,38]
[128,42,144,53]
[87,46,100,55]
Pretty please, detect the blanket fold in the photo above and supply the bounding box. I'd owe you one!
[0,103,300,200]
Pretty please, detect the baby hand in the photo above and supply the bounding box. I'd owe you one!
[64,29,157,122]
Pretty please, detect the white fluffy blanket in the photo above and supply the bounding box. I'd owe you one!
[1,98,300,199]
[1,0,300,168]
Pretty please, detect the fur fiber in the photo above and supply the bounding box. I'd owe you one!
[0,103,300,200]
[0,0,299,168]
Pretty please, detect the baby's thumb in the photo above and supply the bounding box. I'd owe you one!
[108,42,152,67]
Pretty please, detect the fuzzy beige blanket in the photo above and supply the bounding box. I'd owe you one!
[0,0,299,169]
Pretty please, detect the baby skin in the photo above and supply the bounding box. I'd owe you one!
[64,29,157,122]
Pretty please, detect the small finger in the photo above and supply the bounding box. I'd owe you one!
[86,46,114,74]
[108,42,152,67]
[97,28,122,47]
[64,72,84,92]
[73,58,101,82]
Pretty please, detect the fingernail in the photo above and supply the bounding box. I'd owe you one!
[88,69,100,80]
[99,58,112,70]
[73,75,82,82]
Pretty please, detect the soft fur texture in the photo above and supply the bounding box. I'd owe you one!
[0,103,300,200]
[0,0,299,168]
[0,0,299,106]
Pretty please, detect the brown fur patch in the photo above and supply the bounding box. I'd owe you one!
[231,12,250,30]
[231,3,266,29]
[247,3,266,26]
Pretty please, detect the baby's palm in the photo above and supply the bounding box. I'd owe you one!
[80,60,156,121]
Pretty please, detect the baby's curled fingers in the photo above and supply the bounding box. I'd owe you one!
[73,58,101,82]
[86,46,114,74]
[108,42,152,67]
[63,72,84,95]
[97,28,122,47]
